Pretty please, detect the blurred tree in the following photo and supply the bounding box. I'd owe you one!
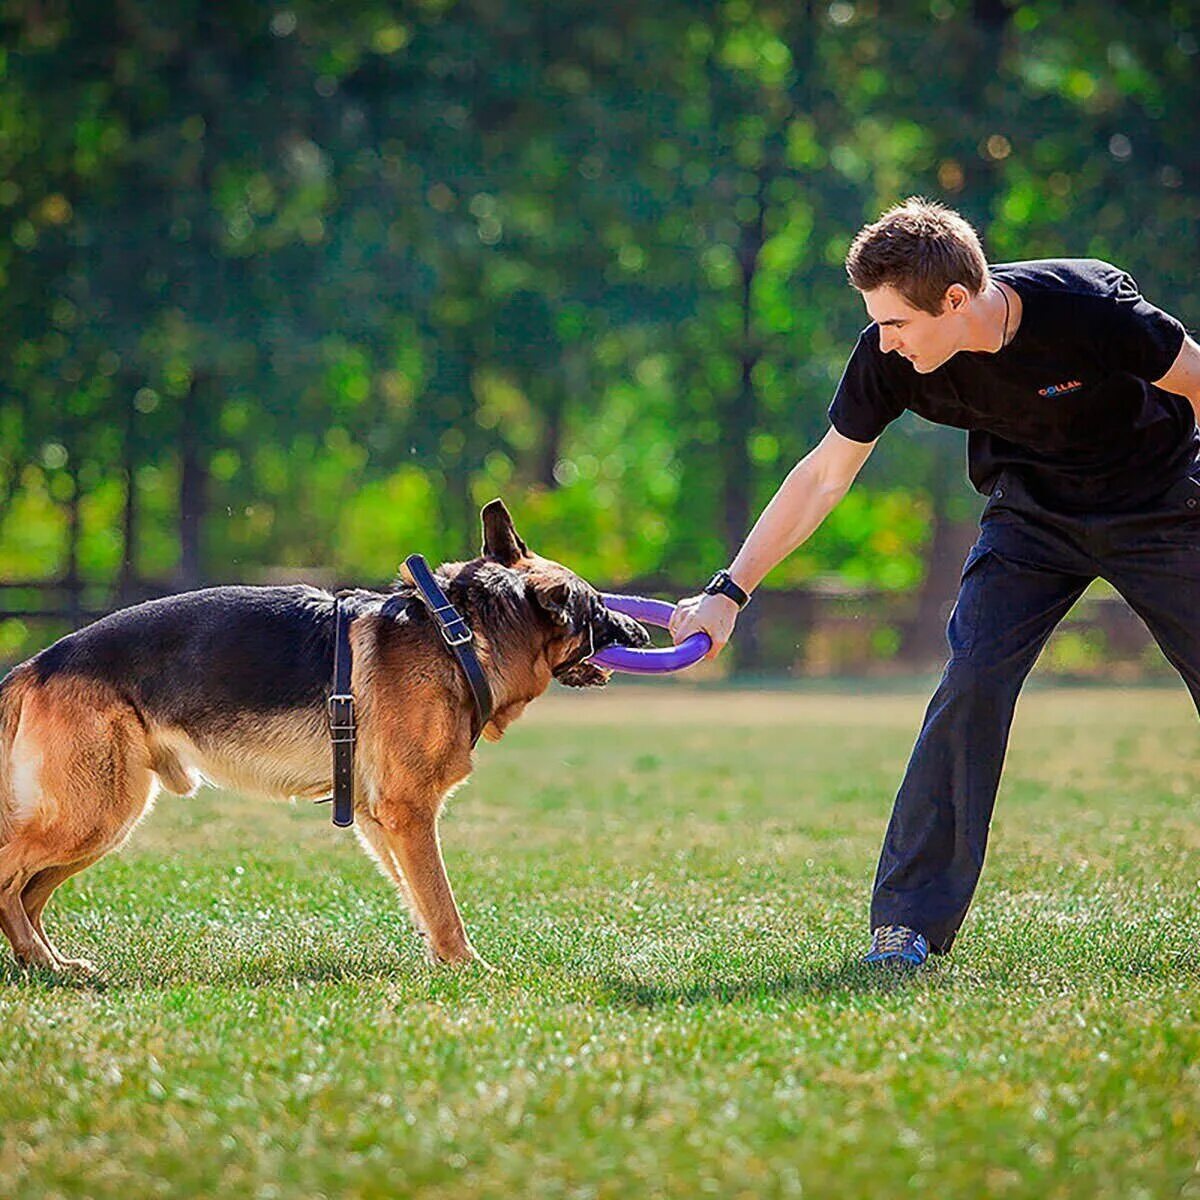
[0,0,1196,673]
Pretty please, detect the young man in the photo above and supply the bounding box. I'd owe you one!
[670,197,1200,966]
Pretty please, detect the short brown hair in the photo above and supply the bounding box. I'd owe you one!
[845,197,988,315]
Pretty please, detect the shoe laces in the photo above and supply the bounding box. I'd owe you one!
[872,924,919,954]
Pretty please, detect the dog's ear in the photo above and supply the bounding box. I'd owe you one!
[480,499,529,567]
[528,577,573,627]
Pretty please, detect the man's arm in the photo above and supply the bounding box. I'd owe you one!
[1154,334,1200,423]
[669,426,878,658]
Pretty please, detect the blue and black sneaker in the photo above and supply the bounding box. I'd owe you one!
[864,924,930,967]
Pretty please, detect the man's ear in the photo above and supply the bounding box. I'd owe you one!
[945,283,969,312]
[480,499,529,567]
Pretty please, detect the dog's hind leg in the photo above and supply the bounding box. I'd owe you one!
[0,680,55,968]
[0,676,156,972]
[21,856,103,972]
[375,806,482,966]
[0,844,59,969]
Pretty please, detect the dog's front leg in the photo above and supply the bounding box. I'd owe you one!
[378,808,482,967]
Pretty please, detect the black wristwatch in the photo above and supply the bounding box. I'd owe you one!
[703,569,751,610]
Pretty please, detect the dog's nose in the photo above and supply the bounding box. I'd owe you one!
[611,612,651,648]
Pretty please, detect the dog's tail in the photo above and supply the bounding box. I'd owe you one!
[0,666,35,846]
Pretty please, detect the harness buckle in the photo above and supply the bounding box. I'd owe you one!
[436,611,475,648]
[327,693,356,739]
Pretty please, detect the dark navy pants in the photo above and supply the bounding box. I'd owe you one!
[870,467,1200,952]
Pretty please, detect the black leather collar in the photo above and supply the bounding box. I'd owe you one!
[404,554,494,747]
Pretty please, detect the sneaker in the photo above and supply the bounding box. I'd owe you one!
[864,924,930,966]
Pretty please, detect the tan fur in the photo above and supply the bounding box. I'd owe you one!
[0,542,599,976]
[0,673,159,970]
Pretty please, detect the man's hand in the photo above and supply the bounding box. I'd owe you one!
[668,592,740,660]
[663,428,875,664]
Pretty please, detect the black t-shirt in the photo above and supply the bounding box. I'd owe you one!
[828,259,1195,511]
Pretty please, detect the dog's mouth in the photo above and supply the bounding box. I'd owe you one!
[553,659,612,688]
[605,610,651,650]
[552,607,650,688]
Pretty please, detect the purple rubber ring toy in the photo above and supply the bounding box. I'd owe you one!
[589,594,712,675]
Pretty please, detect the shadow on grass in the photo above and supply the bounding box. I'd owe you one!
[3,946,913,997]
[962,946,1200,990]
[595,957,940,1008]
[6,943,1194,997]
[593,945,1200,1009]
[0,948,427,991]
[0,959,111,992]
[1122,949,1200,977]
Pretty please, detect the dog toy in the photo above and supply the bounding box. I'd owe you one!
[589,594,712,674]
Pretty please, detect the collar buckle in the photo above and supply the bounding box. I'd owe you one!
[432,604,474,647]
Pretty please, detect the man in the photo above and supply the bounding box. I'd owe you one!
[670,197,1200,966]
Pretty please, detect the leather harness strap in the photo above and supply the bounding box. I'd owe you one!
[404,553,494,748]
[323,558,494,828]
[328,595,356,828]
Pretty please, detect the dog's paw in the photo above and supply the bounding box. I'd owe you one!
[14,946,61,973]
[432,945,496,971]
[57,956,99,977]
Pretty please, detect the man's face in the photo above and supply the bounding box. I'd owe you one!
[862,283,967,373]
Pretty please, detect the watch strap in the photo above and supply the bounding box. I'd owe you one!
[704,569,750,609]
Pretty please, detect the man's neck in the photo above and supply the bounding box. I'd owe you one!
[960,279,1021,354]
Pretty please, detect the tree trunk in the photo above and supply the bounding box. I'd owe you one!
[536,385,567,490]
[179,372,209,589]
[898,0,1012,663]
[434,342,477,552]
[720,170,769,671]
[117,379,140,604]
[63,465,83,628]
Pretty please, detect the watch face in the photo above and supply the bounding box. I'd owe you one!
[704,570,747,607]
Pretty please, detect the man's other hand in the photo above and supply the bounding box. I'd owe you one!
[668,592,739,660]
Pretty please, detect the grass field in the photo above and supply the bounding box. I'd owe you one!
[1,683,1198,1199]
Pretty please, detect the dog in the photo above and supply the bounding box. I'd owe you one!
[0,499,650,974]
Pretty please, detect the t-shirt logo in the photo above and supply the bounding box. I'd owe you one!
[1038,379,1083,397]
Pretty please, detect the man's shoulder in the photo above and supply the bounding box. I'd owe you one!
[851,321,883,354]
[992,258,1131,303]
[847,322,913,379]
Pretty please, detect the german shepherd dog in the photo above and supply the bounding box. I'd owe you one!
[0,500,649,974]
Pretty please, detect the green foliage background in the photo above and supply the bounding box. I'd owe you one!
[0,1,1197,661]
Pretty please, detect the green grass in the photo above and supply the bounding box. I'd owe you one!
[2,684,1198,1199]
